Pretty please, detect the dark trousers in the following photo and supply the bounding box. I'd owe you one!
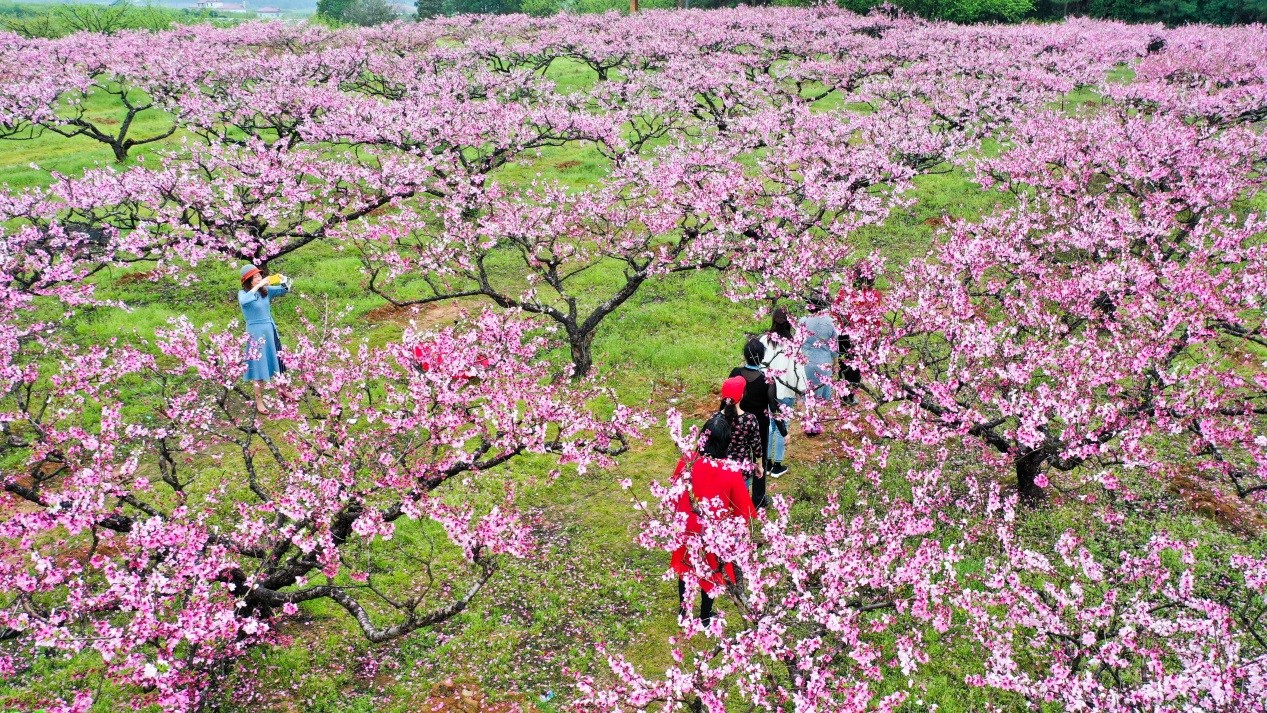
[751,471,767,510]
[678,578,715,623]
[753,411,770,508]
[838,335,861,385]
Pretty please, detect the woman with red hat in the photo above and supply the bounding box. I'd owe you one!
[729,339,780,507]
[671,379,757,624]
[238,264,291,415]
[721,374,763,486]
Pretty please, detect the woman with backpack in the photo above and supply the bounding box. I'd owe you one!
[729,339,780,508]
[760,308,806,477]
[722,374,763,485]
[670,379,757,624]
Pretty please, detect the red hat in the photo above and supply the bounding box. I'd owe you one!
[721,375,746,403]
[240,264,262,284]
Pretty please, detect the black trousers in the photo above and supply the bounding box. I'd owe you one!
[753,411,770,508]
[678,578,715,623]
[838,335,861,385]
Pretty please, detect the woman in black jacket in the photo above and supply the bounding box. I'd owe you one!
[729,338,780,508]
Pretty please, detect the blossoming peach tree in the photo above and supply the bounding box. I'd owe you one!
[841,109,1267,503]
[580,431,1267,712]
[0,210,645,711]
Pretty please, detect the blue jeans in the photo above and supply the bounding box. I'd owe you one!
[807,362,833,401]
[768,396,794,462]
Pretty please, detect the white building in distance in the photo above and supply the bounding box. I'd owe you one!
[194,1,251,10]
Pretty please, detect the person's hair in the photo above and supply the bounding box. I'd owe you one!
[242,273,264,299]
[770,307,793,340]
[743,338,766,366]
[700,411,732,459]
[806,291,829,312]
[718,397,740,426]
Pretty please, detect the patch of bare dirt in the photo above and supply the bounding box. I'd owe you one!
[647,377,713,419]
[3,474,49,517]
[554,160,581,170]
[117,269,160,285]
[366,301,470,330]
[420,680,533,712]
[787,425,836,465]
[786,399,884,466]
[1169,470,1264,537]
[686,397,715,421]
[52,539,123,569]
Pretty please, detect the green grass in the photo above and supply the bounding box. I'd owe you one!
[0,2,249,41]
[0,88,192,189]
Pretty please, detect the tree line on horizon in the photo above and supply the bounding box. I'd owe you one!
[1,0,1262,35]
[402,0,1267,27]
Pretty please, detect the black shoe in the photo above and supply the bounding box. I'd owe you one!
[769,463,788,477]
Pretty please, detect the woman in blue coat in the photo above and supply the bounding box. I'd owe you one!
[238,264,290,415]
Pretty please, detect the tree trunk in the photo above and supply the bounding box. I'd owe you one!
[111,141,129,163]
[569,329,596,379]
[1016,449,1047,505]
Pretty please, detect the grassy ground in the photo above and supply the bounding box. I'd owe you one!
[1,59,1257,713]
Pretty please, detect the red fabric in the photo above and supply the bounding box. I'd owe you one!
[413,345,442,372]
[721,375,747,403]
[836,286,885,331]
[412,347,488,384]
[669,455,756,593]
